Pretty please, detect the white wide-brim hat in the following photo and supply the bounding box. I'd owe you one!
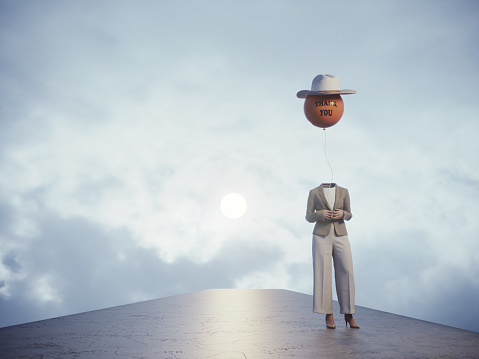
[297,74,357,98]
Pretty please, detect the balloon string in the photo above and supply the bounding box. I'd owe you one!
[323,128,334,187]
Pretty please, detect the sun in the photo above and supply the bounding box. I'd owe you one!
[220,193,247,219]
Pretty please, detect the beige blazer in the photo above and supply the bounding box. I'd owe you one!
[305,184,352,236]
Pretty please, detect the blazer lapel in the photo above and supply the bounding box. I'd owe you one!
[318,186,332,210]
[333,186,341,210]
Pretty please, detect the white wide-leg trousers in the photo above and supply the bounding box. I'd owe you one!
[312,225,355,314]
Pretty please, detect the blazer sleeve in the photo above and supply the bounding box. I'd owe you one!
[341,189,353,221]
[305,189,327,223]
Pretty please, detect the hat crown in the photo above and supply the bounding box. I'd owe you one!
[311,74,340,92]
[296,74,356,98]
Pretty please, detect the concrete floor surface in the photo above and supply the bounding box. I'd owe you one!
[1,289,478,358]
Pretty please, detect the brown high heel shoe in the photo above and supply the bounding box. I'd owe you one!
[325,314,336,329]
[344,314,360,329]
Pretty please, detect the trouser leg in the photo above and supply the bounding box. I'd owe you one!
[332,234,355,314]
[312,231,333,314]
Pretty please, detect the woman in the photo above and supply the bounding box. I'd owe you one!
[305,183,359,329]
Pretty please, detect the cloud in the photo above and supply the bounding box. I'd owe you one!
[0,206,284,327]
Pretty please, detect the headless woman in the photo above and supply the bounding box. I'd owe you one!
[305,183,359,329]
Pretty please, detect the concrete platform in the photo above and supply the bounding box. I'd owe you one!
[1,289,478,358]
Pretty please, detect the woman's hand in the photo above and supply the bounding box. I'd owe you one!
[324,210,333,220]
[323,210,344,220]
[331,209,344,220]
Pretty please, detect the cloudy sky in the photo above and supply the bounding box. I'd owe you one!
[1,0,479,332]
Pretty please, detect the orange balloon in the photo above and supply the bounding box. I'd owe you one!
[304,95,344,128]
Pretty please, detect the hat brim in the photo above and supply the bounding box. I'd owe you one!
[296,89,357,98]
